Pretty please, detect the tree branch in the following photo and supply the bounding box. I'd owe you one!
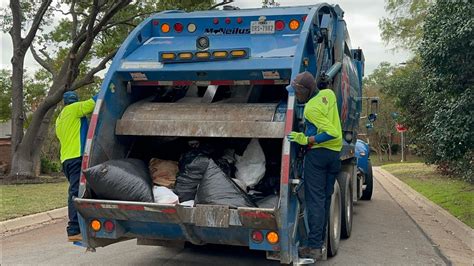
[70,0,78,40]
[30,45,56,77]
[22,0,53,49]
[70,49,117,91]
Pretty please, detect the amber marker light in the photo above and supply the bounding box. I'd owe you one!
[266,231,279,244]
[161,53,176,60]
[213,51,228,58]
[289,19,300,30]
[178,52,193,60]
[90,219,101,232]
[195,52,211,59]
[161,23,170,33]
[230,50,246,57]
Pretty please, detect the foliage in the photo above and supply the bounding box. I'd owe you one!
[379,0,432,51]
[40,157,61,174]
[377,1,473,182]
[0,69,12,121]
[382,163,474,228]
[361,62,400,161]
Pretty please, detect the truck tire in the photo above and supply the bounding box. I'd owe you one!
[361,160,373,200]
[327,180,341,257]
[338,171,353,239]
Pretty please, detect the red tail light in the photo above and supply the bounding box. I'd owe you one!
[275,20,285,31]
[251,230,264,243]
[174,23,183,33]
[104,220,115,232]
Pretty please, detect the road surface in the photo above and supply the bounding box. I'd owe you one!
[1,176,446,265]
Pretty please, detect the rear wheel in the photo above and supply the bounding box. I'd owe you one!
[327,180,341,257]
[339,171,353,239]
[361,161,373,200]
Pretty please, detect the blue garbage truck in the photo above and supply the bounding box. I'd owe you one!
[74,4,375,264]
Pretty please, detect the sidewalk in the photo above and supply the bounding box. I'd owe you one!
[0,207,67,234]
[374,167,473,265]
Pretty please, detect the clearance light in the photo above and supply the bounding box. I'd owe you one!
[91,219,101,232]
[275,20,285,31]
[231,50,246,57]
[195,52,211,59]
[161,53,176,60]
[152,20,159,26]
[266,231,279,244]
[213,51,228,58]
[104,220,115,233]
[213,18,219,24]
[178,52,193,60]
[225,17,231,24]
[302,15,307,21]
[187,23,197,33]
[289,19,300,30]
[237,17,243,24]
[161,23,170,33]
[174,23,183,33]
[251,230,264,243]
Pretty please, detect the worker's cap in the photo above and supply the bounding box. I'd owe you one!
[63,91,79,105]
[292,71,316,103]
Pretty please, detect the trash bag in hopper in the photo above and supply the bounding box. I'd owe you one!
[153,186,179,204]
[256,194,279,209]
[195,159,256,208]
[149,158,178,188]
[174,149,211,202]
[83,159,153,202]
[235,139,266,188]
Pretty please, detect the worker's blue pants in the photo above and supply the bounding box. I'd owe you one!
[304,148,340,249]
[63,157,82,236]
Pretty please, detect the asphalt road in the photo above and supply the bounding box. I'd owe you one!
[1,177,446,265]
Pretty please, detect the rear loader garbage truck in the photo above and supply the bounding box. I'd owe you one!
[74,4,375,265]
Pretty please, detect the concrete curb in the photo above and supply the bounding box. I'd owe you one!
[0,207,67,234]
[374,167,473,265]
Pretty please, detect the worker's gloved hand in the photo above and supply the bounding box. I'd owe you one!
[287,132,308,145]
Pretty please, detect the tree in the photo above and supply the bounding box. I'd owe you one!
[379,0,432,51]
[417,1,473,181]
[362,62,399,161]
[3,0,214,177]
[0,69,12,121]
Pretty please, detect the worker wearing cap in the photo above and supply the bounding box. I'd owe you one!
[55,91,97,242]
[287,71,342,260]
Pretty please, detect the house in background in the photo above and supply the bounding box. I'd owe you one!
[0,120,12,174]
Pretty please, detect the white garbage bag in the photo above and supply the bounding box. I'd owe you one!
[235,139,266,188]
[152,186,179,204]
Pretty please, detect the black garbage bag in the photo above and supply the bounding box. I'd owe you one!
[83,159,153,202]
[175,149,211,202]
[256,194,279,209]
[195,160,256,208]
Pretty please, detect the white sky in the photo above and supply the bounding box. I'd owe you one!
[0,0,411,75]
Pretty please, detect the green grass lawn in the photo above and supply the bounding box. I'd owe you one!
[371,153,422,166]
[0,182,68,221]
[382,163,474,228]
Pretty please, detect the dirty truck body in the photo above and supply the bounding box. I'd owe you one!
[74,4,368,264]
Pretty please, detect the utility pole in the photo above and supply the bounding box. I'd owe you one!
[400,131,404,162]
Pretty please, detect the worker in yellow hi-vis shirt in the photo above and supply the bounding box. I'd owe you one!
[287,72,342,261]
[56,91,97,242]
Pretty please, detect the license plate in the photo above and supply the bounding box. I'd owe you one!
[250,21,275,34]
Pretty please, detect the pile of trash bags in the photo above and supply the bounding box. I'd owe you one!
[83,139,279,209]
